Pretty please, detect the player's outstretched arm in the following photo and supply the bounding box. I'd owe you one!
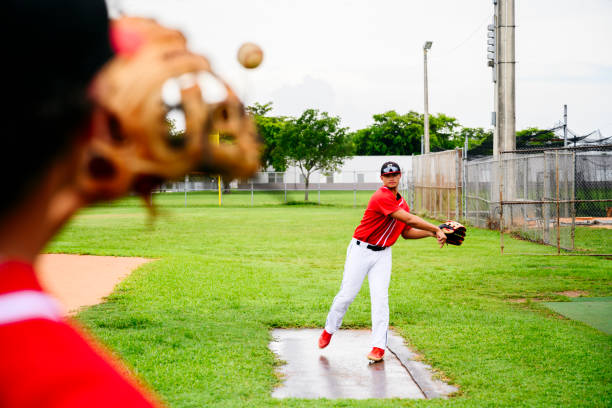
[401,228,435,240]
[391,209,446,247]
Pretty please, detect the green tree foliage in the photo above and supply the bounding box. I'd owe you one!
[516,127,562,148]
[467,127,560,157]
[428,113,462,151]
[352,111,465,155]
[246,102,288,171]
[278,109,353,200]
[465,132,493,157]
[457,127,492,150]
[352,111,422,155]
[459,127,494,157]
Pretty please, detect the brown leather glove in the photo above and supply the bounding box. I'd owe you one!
[80,17,260,202]
[438,221,467,246]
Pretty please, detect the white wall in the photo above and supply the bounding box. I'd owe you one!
[267,155,413,184]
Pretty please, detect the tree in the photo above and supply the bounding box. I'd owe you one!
[457,127,494,157]
[246,102,289,171]
[516,127,561,148]
[352,110,463,155]
[428,113,461,151]
[465,127,559,157]
[352,111,422,155]
[278,109,353,201]
[457,127,492,150]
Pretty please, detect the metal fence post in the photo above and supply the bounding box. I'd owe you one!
[463,138,468,220]
[523,157,528,224]
[462,148,467,220]
[455,148,460,220]
[543,153,550,244]
[555,151,561,254]
[571,151,576,249]
[251,179,254,206]
[184,174,188,207]
[353,170,357,208]
[439,186,442,220]
[564,154,570,218]
[499,153,504,254]
[318,175,321,205]
[284,177,287,203]
[475,163,480,227]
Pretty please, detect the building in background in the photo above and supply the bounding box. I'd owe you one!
[160,156,413,192]
[250,155,413,190]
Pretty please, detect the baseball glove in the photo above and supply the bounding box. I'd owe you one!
[438,221,466,246]
[80,16,261,203]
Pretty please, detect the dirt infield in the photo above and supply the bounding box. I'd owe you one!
[36,254,152,315]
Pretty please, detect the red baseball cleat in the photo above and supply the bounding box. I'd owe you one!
[367,347,385,362]
[318,330,332,349]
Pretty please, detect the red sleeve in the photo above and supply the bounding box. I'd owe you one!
[0,319,163,408]
[375,191,401,216]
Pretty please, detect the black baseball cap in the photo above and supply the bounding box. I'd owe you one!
[7,0,114,86]
[3,0,115,215]
[381,161,401,175]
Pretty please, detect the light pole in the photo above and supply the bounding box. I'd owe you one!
[423,41,433,154]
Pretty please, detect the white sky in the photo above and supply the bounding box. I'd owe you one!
[113,0,612,136]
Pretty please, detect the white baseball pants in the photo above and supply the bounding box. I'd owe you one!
[324,238,392,349]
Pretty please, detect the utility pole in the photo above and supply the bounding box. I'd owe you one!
[487,18,497,155]
[423,41,433,154]
[491,0,516,156]
[563,104,568,146]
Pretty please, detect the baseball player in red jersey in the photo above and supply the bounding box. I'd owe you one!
[318,161,446,362]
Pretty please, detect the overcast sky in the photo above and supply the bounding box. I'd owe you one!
[113,0,612,136]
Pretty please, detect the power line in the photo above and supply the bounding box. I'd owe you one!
[430,13,493,61]
[403,12,493,71]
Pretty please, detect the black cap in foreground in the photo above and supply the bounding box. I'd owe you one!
[381,161,401,175]
[3,0,115,215]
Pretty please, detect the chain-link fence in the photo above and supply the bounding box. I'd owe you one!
[153,168,412,208]
[464,156,497,229]
[153,146,610,255]
[498,146,611,255]
[462,145,611,255]
[411,149,462,220]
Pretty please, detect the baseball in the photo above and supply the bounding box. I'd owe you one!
[237,42,263,69]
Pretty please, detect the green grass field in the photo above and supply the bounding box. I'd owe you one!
[46,194,612,407]
[148,190,377,208]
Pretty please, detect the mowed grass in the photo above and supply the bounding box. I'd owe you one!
[46,197,612,407]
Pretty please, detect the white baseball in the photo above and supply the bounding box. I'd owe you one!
[237,42,263,69]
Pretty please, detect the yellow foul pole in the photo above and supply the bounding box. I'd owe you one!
[213,133,221,206]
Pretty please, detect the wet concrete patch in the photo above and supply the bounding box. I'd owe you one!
[269,328,457,400]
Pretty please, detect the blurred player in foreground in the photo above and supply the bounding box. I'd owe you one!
[0,0,260,406]
[318,161,446,362]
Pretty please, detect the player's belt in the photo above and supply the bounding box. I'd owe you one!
[356,240,386,251]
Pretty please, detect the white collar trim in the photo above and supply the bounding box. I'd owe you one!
[0,290,62,326]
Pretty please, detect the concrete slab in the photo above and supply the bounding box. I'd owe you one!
[269,328,457,400]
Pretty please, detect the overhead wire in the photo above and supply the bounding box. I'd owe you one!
[430,13,493,62]
[402,12,494,71]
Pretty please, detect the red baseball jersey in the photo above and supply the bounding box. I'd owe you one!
[0,260,163,408]
[353,187,411,247]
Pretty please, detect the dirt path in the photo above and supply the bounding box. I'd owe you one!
[36,254,152,315]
